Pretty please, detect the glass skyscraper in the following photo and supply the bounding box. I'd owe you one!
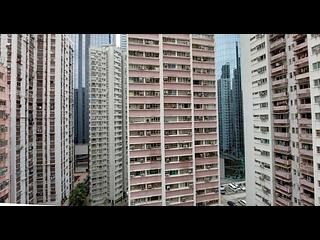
[216,34,244,180]
[71,34,116,144]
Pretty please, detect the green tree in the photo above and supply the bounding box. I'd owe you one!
[69,182,89,206]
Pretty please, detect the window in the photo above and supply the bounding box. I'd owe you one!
[314,79,320,87]
[313,61,320,71]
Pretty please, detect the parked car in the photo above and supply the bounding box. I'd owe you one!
[238,200,246,206]
[220,186,226,195]
[227,201,236,206]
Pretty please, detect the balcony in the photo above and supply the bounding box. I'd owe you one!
[296,88,310,97]
[300,179,314,189]
[271,65,287,75]
[273,105,289,112]
[299,148,313,158]
[275,196,292,206]
[300,193,314,205]
[270,38,285,50]
[298,118,312,126]
[274,119,289,125]
[300,164,314,175]
[295,72,309,81]
[272,92,288,100]
[275,157,291,166]
[271,52,286,63]
[294,57,308,67]
[275,184,292,194]
[274,144,290,153]
[294,41,308,52]
[299,133,312,143]
[274,132,290,139]
[297,103,311,112]
[293,34,307,41]
[275,170,291,180]
[272,78,288,87]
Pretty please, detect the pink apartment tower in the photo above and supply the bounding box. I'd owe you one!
[127,34,220,206]
[0,64,10,203]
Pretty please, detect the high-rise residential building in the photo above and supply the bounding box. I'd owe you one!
[242,34,320,206]
[0,64,10,203]
[121,49,128,199]
[127,34,219,206]
[216,34,244,180]
[0,34,74,205]
[120,34,127,51]
[89,44,125,206]
[71,34,116,144]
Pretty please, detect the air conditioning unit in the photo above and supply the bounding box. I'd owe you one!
[146,118,150,123]
[166,185,171,190]
[146,145,151,150]
[140,132,144,136]
[181,197,186,202]
[188,169,192,174]
[165,159,170,163]
[146,132,151,136]
[165,173,170,177]
[147,184,152,189]
[189,183,193,189]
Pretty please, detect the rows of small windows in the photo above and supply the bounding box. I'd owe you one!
[192,44,214,52]
[252,66,267,75]
[130,196,161,205]
[250,42,265,52]
[129,103,215,110]
[251,54,266,64]
[129,50,159,58]
[128,38,159,46]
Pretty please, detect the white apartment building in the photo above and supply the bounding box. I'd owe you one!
[242,34,320,206]
[89,45,125,205]
[0,34,74,205]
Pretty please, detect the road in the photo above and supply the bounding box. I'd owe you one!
[220,182,246,206]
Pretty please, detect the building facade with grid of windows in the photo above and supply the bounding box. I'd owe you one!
[127,34,220,206]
